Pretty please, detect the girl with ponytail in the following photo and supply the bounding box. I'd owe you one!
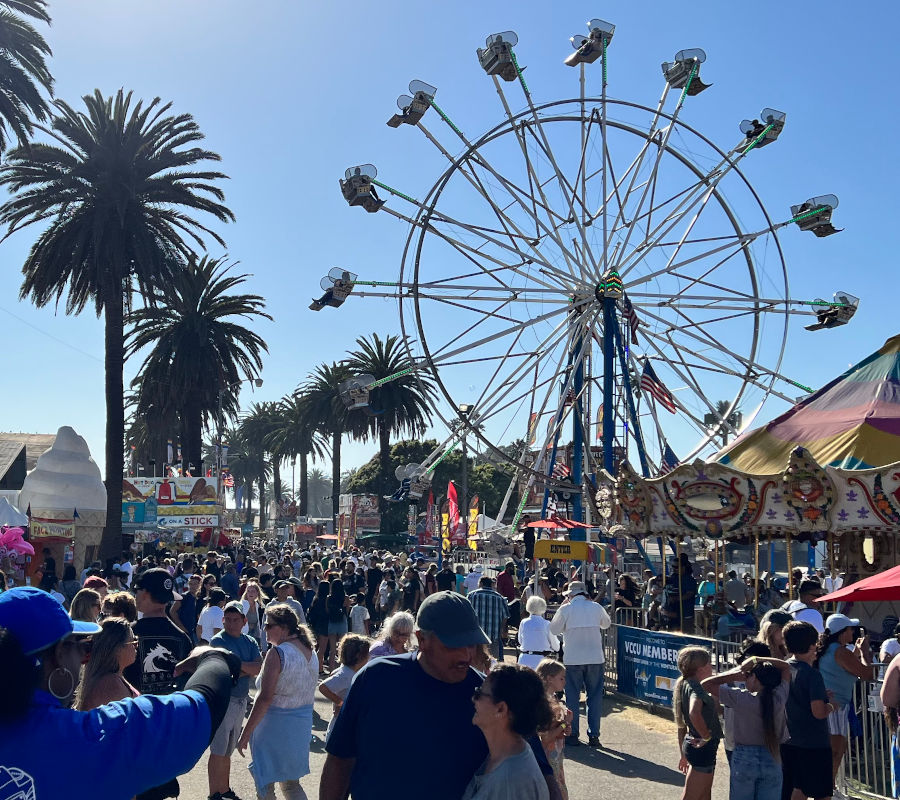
[703,656,791,800]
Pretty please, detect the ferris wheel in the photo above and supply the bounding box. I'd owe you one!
[317,19,857,524]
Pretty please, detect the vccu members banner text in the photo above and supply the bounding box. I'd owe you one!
[616,626,710,707]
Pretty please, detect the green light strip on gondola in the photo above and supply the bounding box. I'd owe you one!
[428,99,464,138]
[800,299,848,308]
[371,179,417,205]
[511,490,530,531]
[678,63,698,104]
[425,441,458,476]
[787,379,814,394]
[790,206,828,224]
[354,280,399,287]
[510,49,529,95]
[742,123,774,155]
[370,366,414,388]
[602,37,608,87]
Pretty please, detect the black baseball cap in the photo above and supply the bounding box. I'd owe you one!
[415,591,490,648]
[133,568,180,602]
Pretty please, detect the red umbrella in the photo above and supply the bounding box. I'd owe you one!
[818,564,900,603]
[526,516,592,530]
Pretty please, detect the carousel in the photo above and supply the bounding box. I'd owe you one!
[595,333,900,632]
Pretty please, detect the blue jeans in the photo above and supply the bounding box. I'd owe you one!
[729,745,782,800]
[564,663,604,739]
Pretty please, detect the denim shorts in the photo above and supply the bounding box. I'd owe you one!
[683,736,719,773]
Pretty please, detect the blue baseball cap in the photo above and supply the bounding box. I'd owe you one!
[0,586,101,655]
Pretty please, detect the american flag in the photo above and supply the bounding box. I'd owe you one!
[222,473,235,488]
[551,461,571,480]
[622,294,640,345]
[640,360,677,413]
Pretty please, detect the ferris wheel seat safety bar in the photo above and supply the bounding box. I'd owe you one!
[565,19,616,68]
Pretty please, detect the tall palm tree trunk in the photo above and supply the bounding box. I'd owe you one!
[182,394,203,475]
[379,422,391,533]
[102,285,125,562]
[299,451,308,517]
[272,458,282,503]
[244,480,253,525]
[258,467,267,528]
[331,430,341,527]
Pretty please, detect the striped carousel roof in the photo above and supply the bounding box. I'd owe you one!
[716,333,900,473]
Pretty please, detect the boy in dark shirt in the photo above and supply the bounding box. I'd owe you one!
[781,620,838,800]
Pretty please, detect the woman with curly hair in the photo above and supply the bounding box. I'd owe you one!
[463,663,553,799]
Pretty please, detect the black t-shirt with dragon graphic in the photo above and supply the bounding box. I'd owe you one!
[124,615,192,695]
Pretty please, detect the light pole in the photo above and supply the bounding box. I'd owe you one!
[458,403,474,547]
[216,377,263,544]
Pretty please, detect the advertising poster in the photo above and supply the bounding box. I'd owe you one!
[616,627,711,707]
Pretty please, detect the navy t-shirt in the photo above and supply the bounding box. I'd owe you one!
[327,653,487,799]
[784,658,829,748]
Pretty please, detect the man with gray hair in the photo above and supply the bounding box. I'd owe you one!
[549,580,611,748]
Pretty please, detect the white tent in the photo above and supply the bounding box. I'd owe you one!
[0,496,28,527]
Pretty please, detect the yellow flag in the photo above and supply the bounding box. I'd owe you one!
[468,495,479,550]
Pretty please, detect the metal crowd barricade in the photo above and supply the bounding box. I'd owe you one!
[840,672,892,800]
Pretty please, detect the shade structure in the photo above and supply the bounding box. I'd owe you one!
[0,497,28,527]
[818,564,900,604]
[718,333,900,473]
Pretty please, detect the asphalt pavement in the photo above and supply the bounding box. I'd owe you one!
[179,692,730,799]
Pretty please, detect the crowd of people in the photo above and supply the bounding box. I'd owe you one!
[0,539,623,800]
[674,610,879,800]
[3,536,893,800]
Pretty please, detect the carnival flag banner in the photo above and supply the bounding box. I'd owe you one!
[595,405,604,441]
[468,494,480,549]
[447,481,464,546]
[640,360,677,413]
[527,413,539,446]
[623,294,641,344]
[425,491,435,542]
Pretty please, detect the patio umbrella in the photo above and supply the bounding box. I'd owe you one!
[818,564,900,603]
[526,516,592,530]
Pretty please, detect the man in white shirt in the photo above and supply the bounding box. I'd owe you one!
[463,564,483,595]
[549,581,611,748]
[782,578,826,633]
[118,553,134,588]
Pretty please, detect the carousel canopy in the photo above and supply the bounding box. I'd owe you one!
[717,333,900,473]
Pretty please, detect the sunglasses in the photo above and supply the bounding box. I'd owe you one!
[472,685,493,701]
[264,622,280,630]
[65,637,93,655]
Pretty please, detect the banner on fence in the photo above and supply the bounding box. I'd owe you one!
[616,626,710,707]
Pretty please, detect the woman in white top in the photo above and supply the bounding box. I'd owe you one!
[517,596,560,671]
[241,579,266,647]
[238,603,318,800]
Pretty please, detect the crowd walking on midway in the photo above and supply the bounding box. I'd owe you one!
[2,537,894,800]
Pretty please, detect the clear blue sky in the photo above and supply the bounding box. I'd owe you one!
[1,0,896,481]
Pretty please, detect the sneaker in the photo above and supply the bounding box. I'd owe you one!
[588,736,601,747]
[220,791,244,800]
[565,736,582,747]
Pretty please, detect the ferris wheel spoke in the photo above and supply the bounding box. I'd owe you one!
[490,78,587,281]
[474,312,586,424]
[469,308,575,415]
[417,121,586,282]
[427,298,590,366]
[618,144,756,280]
[636,304,798,401]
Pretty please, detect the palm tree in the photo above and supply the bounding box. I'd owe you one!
[299,362,368,524]
[307,467,331,518]
[265,392,326,516]
[239,402,276,526]
[0,89,234,557]
[126,255,269,473]
[0,1,53,151]
[345,333,436,524]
